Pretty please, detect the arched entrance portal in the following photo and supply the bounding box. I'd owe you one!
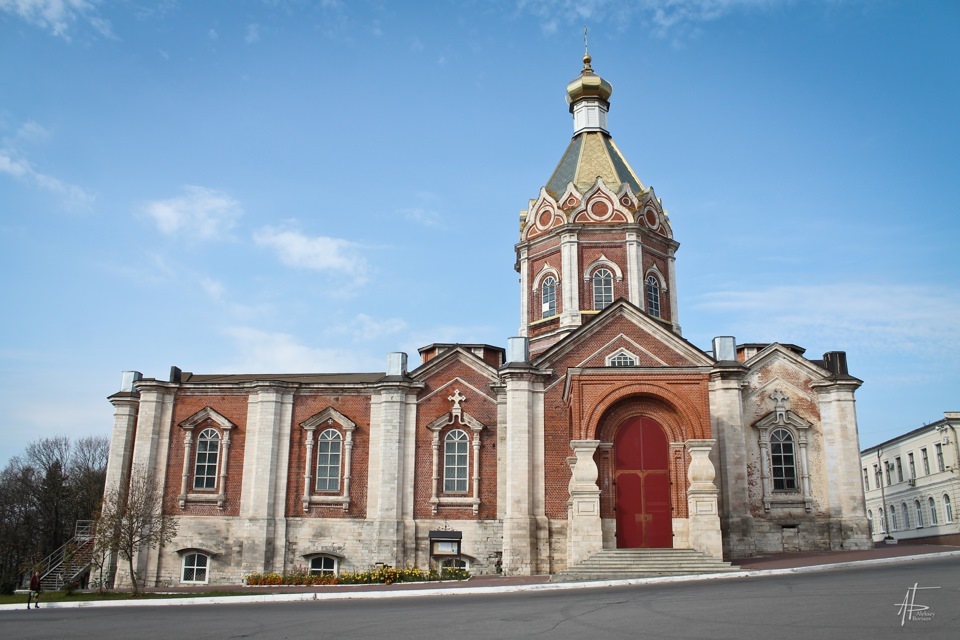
[614,417,672,548]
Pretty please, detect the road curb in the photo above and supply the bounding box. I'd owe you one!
[4,550,959,611]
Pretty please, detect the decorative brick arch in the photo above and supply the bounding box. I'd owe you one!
[584,384,711,523]
[579,379,710,443]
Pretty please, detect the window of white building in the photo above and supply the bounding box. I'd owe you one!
[915,500,924,528]
[945,494,953,523]
[929,497,939,526]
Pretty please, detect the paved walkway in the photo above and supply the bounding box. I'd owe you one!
[4,543,959,610]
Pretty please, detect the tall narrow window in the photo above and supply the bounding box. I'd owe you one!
[878,507,885,533]
[867,510,874,535]
[929,497,939,525]
[895,457,903,482]
[444,429,469,493]
[645,275,661,318]
[945,495,953,522]
[194,428,221,490]
[182,553,209,583]
[874,464,881,488]
[770,429,797,491]
[935,444,945,472]
[908,452,916,479]
[862,468,870,491]
[885,462,891,486]
[592,268,613,310]
[901,501,909,528]
[922,448,930,474]
[541,276,557,318]
[915,500,924,528]
[890,504,898,531]
[315,429,343,492]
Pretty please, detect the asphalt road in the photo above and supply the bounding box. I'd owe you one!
[5,556,958,640]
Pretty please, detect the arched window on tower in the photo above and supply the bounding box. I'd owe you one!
[194,428,221,490]
[593,268,613,310]
[769,428,797,491]
[541,276,557,318]
[645,275,661,318]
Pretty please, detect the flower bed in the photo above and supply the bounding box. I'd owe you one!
[245,565,469,586]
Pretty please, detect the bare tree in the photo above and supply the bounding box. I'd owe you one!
[96,466,177,595]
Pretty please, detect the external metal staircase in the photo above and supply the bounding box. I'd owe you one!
[25,520,96,591]
[552,548,740,582]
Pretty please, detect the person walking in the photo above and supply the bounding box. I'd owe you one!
[27,571,41,609]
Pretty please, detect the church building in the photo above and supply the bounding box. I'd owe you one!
[104,53,871,586]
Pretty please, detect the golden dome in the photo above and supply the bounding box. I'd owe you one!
[565,53,613,108]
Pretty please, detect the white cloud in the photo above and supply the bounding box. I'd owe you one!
[339,314,408,342]
[0,0,111,38]
[219,327,382,373]
[0,149,95,209]
[515,0,782,35]
[142,186,242,240]
[199,277,225,301]
[207,27,219,40]
[245,22,261,43]
[694,282,960,357]
[253,226,368,279]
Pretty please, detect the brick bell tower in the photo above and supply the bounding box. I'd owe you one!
[516,51,681,358]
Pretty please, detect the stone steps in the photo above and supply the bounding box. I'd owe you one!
[552,548,740,582]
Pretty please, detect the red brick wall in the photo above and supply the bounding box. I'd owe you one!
[540,315,711,520]
[413,358,499,520]
[285,393,371,518]
[163,393,249,516]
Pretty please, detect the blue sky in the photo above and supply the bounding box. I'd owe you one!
[1,0,957,464]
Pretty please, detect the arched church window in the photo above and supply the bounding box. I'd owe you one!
[929,496,938,525]
[769,428,797,491]
[646,275,661,318]
[316,429,343,492]
[592,268,613,310]
[541,276,557,318]
[444,429,469,493]
[194,428,221,490]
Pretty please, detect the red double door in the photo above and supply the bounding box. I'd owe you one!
[614,417,672,548]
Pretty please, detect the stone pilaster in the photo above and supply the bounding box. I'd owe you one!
[559,230,582,329]
[814,378,871,549]
[708,357,755,556]
[239,382,294,575]
[500,340,549,575]
[367,354,422,566]
[567,439,602,567]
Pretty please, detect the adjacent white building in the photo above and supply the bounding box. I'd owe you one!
[860,412,960,544]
